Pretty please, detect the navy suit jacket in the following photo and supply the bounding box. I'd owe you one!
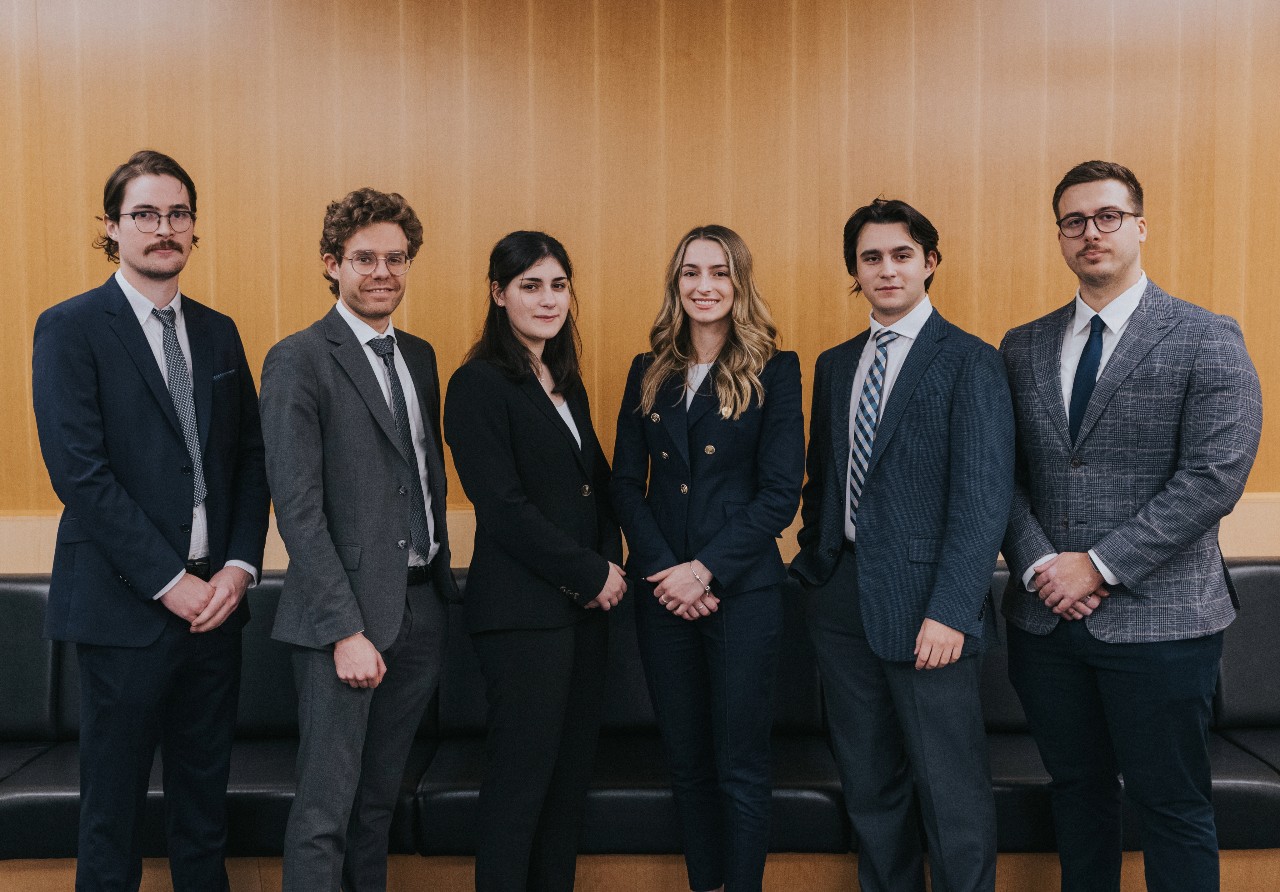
[791,311,1014,661]
[33,276,270,647]
[611,350,805,594]
[1000,281,1263,642]
[445,358,622,633]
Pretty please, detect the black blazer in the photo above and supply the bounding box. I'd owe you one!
[611,350,805,594]
[33,276,270,646]
[444,358,622,633]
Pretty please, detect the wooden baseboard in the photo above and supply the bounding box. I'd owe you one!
[1,492,1277,575]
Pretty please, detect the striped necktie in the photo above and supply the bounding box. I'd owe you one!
[848,329,899,531]
[151,307,206,507]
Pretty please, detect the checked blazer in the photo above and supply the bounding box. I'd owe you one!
[1000,280,1263,643]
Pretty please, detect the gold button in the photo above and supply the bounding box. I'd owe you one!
[704,444,715,455]
[581,484,592,496]
[650,412,660,422]
[679,484,689,494]
[661,451,669,460]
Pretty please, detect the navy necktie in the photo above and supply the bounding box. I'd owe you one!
[1068,314,1105,443]
[367,336,433,559]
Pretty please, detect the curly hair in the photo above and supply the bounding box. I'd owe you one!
[93,149,199,264]
[320,188,424,296]
[638,225,778,422]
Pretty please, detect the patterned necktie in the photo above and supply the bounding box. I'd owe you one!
[151,307,206,507]
[367,336,433,558]
[1068,314,1105,443]
[848,329,899,531]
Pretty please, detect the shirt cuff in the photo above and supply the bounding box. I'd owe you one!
[1087,549,1120,586]
[224,560,260,587]
[1022,553,1058,592]
[153,567,186,601]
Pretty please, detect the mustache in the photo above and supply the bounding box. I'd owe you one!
[145,240,184,255]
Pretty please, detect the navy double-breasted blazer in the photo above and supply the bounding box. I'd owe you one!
[611,350,805,594]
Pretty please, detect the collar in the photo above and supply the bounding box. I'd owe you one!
[869,293,933,341]
[116,269,183,326]
[335,298,397,346]
[1072,273,1147,335]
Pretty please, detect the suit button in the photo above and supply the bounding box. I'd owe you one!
[180,523,191,534]
[650,412,660,422]
[1061,518,1070,529]
[1070,457,1083,468]
[180,465,192,475]
[581,484,592,497]
[399,486,408,495]
[679,484,689,494]
[397,539,408,549]
[704,444,715,455]
[661,451,669,460]
[826,547,837,556]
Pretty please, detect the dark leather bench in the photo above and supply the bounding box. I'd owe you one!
[2,561,1279,860]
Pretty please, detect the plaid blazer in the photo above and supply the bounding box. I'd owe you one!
[1000,281,1262,643]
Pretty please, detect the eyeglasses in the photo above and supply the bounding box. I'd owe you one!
[1056,210,1140,239]
[343,252,411,276]
[119,210,196,233]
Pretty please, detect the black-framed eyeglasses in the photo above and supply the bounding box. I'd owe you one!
[343,252,411,276]
[1056,210,1140,239]
[119,210,196,233]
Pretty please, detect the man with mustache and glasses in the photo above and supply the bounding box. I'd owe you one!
[1000,160,1262,892]
[32,149,269,890]
[261,189,457,891]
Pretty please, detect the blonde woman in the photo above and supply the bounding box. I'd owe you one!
[612,225,805,892]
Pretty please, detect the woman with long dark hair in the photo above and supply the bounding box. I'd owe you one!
[612,225,805,891]
[444,230,625,891]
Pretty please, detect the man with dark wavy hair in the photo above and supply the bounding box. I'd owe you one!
[261,188,457,891]
[33,149,269,890]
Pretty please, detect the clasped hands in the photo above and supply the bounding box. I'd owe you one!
[1033,552,1109,620]
[159,565,252,634]
[647,560,719,621]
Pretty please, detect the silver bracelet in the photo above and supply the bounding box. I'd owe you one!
[690,565,712,595]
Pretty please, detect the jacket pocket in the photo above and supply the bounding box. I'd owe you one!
[335,544,362,570]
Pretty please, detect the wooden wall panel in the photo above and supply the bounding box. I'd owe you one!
[4,0,1277,537]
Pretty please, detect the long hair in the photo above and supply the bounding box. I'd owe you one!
[463,230,582,395]
[639,225,777,421]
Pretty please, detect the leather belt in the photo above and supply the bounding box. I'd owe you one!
[407,563,432,586]
[185,558,211,581]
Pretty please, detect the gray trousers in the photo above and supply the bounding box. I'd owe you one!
[282,578,446,892]
[806,549,996,892]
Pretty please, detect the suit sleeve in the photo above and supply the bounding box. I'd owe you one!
[221,319,270,573]
[610,355,681,576]
[445,363,611,602]
[695,351,806,591]
[999,330,1057,579]
[795,352,829,555]
[1090,316,1262,588]
[32,305,188,598]
[260,336,366,645]
[925,344,1015,635]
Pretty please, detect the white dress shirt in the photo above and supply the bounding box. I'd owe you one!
[334,300,439,566]
[554,399,582,448]
[845,295,934,541]
[685,362,713,408]
[1023,273,1147,591]
[116,270,259,598]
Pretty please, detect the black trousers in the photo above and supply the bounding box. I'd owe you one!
[76,619,241,892]
[471,611,609,892]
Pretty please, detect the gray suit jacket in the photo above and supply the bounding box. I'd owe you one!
[1000,281,1262,643]
[261,305,457,651]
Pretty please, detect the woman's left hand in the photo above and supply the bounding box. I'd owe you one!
[648,562,719,620]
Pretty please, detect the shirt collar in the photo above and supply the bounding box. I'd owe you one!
[1072,273,1147,335]
[869,294,933,341]
[116,269,183,327]
[335,298,397,346]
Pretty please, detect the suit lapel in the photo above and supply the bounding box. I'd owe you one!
[323,308,411,468]
[103,280,185,441]
[865,312,946,475]
[829,334,865,496]
[184,300,214,452]
[566,386,598,479]
[658,374,691,468]
[398,337,448,507]
[685,363,719,429]
[518,374,590,476]
[1076,283,1177,444]
[1033,303,1075,446]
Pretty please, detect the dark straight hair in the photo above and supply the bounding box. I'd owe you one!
[94,149,199,263]
[843,197,942,292]
[1052,160,1145,220]
[463,230,582,395]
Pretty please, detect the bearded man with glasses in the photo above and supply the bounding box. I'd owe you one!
[999,160,1262,892]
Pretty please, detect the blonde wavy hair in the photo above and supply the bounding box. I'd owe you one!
[639,225,778,421]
